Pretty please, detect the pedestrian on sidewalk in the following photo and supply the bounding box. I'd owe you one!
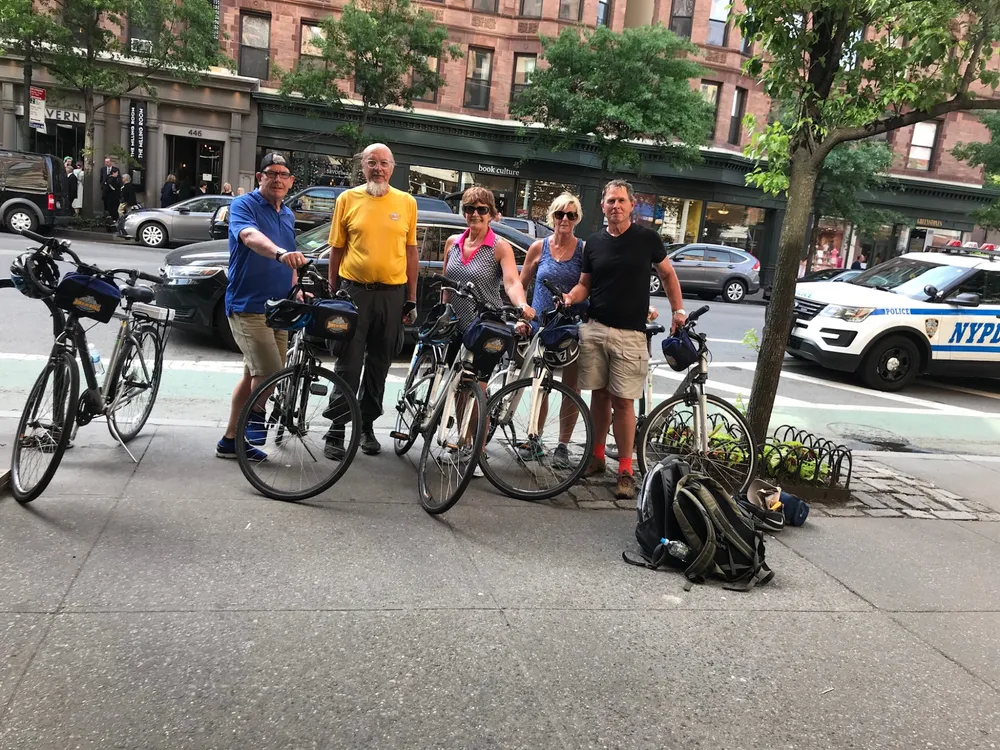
[323,143,419,459]
[216,153,307,460]
[562,179,686,500]
[117,174,138,237]
[72,161,84,216]
[103,167,122,232]
[160,174,179,208]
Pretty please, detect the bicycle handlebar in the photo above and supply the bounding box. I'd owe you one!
[429,272,522,319]
[686,305,710,324]
[20,229,166,286]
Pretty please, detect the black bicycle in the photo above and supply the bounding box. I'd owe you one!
[5,229,169,503]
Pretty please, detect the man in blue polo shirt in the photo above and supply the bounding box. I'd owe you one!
[217,153,307,459]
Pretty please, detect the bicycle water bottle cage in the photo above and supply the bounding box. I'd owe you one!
[661,329,699,371]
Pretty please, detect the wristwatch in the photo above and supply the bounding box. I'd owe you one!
[274,249,285,263]
[673,308,687,315]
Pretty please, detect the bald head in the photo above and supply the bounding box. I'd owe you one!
[361,143,395,196]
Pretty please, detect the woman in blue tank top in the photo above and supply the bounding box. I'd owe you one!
[518,192,586,468]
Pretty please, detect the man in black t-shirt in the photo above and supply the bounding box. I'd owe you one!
[563,179,686,500]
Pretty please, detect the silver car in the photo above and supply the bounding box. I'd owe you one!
[654,243,761,303]
[123,195,235,248]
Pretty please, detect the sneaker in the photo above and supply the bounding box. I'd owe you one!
[517,440,545,462]
[743,479,785,532]
[583,455,607,478]
[324,426,346,461]
[360,425,381,456]
[552,443,571,470]
[245,408,267,447]
[216,437,267,462]
[615,471,637,500]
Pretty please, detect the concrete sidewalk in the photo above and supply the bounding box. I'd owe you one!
[1,422,999,748]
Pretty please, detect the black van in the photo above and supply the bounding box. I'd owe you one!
[0,151,74,234]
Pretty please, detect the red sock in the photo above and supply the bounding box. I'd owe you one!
[619,457,633,475]
[593,444,606,461]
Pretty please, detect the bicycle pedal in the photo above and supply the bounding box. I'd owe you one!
[309,384,328,396]
[389,430,409,441]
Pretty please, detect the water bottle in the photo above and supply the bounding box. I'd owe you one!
[661,538,691,562]
[88,343,104,375]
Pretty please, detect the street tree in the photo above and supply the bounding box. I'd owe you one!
[0,0,63,148]
[510,24,714,222]
[279,0,460,176]
[45,0,225,210]
[953,112,1000,229]
[736,0,1000,442]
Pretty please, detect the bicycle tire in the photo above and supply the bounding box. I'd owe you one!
[480,377,593,501]
[107,325,163,443]
[417,378,487,515]
[10,351,79,503]
[236,365,362,501]
[637,392,757,493]
[393,350,435,456]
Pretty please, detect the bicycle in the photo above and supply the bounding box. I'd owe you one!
[6,229,170,503]
[390,273,518,515]
[233,262,363,502]
[636,305,758,492]
[479,279,594,501]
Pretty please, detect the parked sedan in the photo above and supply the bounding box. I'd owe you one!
[157,211,533,350]
[653,243,760,303]
[124,195,234,248]
[762,268,861,300]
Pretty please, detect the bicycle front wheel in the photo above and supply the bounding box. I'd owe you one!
[393,350,435,456]
[236,364,361,501]
[10,351,79,503]
[637,392,757,493]
[107,325,163,442]
[417,378,487,515]
[480,376,593,501]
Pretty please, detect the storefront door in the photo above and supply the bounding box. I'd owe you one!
[166,135,225,196]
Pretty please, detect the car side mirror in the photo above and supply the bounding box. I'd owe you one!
[946,292,981,307]
[924,284,939,299]
[288,199,302,211]
[177,208,190,215]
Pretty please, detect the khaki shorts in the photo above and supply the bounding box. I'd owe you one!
[577,320,648,399]
[228,313,288,377]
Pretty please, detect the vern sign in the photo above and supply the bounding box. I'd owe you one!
[15,105,86,123]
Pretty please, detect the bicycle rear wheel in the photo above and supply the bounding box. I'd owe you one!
[637,392,756,493]
[393,350,435,456]
[417,378,487,515]
[480,377,593,501]
[10,351,79,503]
[107,325,163,442]
[236,364,361,501]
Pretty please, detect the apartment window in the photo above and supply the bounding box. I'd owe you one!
[707,0,729,46]
[239,14,271,80]
[128,16,154,55]
[511,54,536,103]
[739,34,753,55]
[300,22,325,59]
[559,0,582,20]
[669,0,695,39]
[413,56,440,103]
[520,0,543,17]
[728,87,747,145]
[472,0,498,12]
[907,121,939,171]
[597,0,611,25]
[701,81,721,139]
[464,48,493,110]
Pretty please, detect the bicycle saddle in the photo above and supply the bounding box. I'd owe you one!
[645,322,666,336]
[121,285,155,304]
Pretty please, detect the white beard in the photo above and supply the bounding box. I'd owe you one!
[365,181,389,197]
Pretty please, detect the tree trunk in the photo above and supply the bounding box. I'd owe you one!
[83,90,98,217]
[20,55,34,150]
[746,150,820,444]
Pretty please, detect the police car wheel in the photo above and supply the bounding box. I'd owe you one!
[861,335,919,391]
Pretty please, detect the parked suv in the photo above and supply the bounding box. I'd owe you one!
[657,242,760,303]
[0,151,73,234]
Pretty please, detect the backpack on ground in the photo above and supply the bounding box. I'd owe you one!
[623,458,773,591]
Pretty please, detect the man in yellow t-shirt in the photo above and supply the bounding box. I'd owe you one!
[324,143,419,459]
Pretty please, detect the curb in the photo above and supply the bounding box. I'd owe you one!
[0,468,9,496]
[54,229,132,244]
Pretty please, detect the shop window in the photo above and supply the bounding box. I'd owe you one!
[597,0,611,26]
[907,121,939,171]
[633,192,657,226]
[464,48,493,110]
[472,0,498,12]
[511,54,536,104]
[410,165,463,199]
[514,179,579,221]
[300,22,325,62]
[239,14,271,80]
[669,0,694,38]
[656,196,702,244]
[701,81,721,139]
[707,0,729,47]
[559,0,582,21]
[413,56,440,103]
[520,0,543,17]
[703,202,765,254]
[728,87,747,145]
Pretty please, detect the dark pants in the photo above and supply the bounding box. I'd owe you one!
[332,282,405,427]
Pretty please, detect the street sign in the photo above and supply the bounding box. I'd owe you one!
[29,87,45,131]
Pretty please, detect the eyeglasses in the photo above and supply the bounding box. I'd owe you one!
[364,159,394,170]
[553,210,578,221]
[462,205,491,216]
[263,170,293,180]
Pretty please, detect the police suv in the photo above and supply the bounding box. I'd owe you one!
[786,249,1000,391]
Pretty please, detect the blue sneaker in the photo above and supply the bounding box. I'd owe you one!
[216,437,267,462]
[245,409,267,447]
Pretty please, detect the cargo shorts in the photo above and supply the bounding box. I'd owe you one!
[228,313,288,378]
[577,320,648,400]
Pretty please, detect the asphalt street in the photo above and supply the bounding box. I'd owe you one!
[3,233,1000,455]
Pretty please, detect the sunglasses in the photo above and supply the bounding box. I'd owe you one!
[462,204,491,216]
[553,210,578,221]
